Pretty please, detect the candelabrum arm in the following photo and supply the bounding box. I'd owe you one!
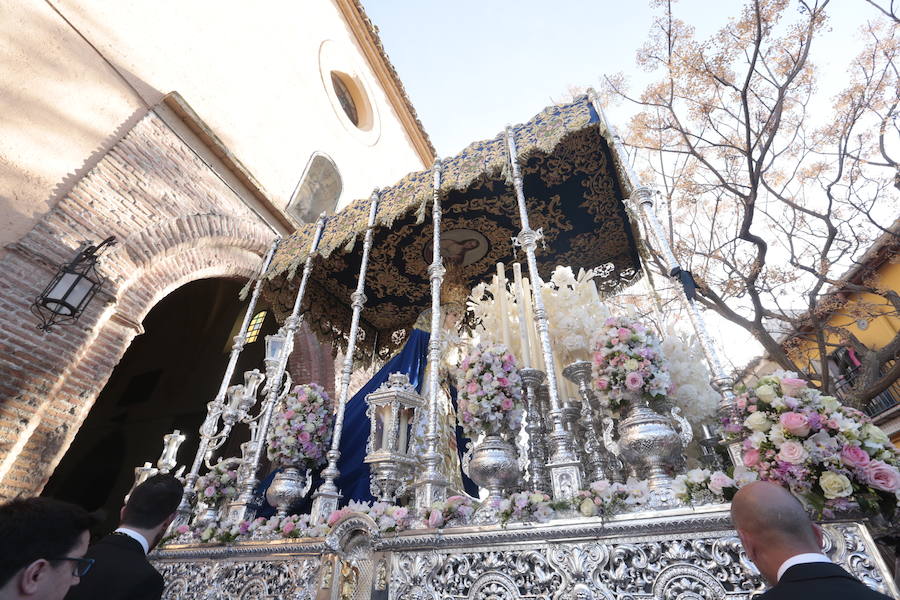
[505,126,581,498]
[224,214,327,523]
[174,237,280,523]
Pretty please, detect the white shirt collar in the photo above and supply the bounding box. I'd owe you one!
[776,552,831,582]
[114,527,150,555]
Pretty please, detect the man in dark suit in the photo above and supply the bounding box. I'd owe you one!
[0,497,94,600]
[66,474,183,600]
[731,481,894,599]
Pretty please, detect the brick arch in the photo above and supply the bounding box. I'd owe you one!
[0,239,273,497]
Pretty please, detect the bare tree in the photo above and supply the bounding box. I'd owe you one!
[605,0,899,404]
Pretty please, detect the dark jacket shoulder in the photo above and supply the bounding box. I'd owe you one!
[758,562,894,600]
[65,533,164,600]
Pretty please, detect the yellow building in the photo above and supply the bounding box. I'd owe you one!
[744,223,900,444]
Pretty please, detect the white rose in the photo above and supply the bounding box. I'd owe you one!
[755,384,777,404]
[707,472,735,496]
[769,423,786,446]
[624,358,639,371]
[732,468,759,488]
[672,476,689,499]
[819,471,853,499]
[748,431,767,449]
[744,411,772,432]
[687,468,709,484]
[862,424,890,447]
[820,396,840,413]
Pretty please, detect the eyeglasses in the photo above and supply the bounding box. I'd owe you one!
[51,557,94,577]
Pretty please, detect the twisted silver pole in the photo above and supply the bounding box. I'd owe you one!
[173,236,280,527]
[504,126,582,499]
[587,90,741,466]
[311,191,380,524]
[228,214,328,522]
[415,159,450,509]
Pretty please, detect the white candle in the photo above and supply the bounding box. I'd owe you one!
[512,263,532,367]
[523,277,543,370]
[496,263,513,351]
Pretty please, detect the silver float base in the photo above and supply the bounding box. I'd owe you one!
[152,506,897,599]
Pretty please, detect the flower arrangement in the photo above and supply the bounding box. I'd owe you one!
[659,329,720,424]
[172,513,330,545]
[573,480,631,517]
[497,491,562,524]
[455,343,525,440]
[728,372,900,518]
[542,266,610,363]
[425,495,476,528]
[266,383,334,469]
[194,459,240,508]
[591,316,672,410]
[326,500,412,533]
[672,468,738,505]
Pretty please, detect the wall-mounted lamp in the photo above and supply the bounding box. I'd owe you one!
[31,236,116,332]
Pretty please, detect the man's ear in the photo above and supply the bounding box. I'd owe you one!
[120,505,127,522]
[20,559,49,594]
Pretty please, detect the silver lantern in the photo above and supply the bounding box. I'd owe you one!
[364,373,424,502]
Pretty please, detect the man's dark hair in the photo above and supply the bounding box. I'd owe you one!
[0,497,93,587]
[121,474,183,529]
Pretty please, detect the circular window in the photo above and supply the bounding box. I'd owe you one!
[331,72,359,126]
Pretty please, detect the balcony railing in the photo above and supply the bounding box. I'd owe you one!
[833,360,899,418]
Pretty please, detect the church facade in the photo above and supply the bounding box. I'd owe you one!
[0,0,432,505]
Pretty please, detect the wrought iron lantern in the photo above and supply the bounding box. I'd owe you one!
[364,372,424,502]
[31,236,116,332]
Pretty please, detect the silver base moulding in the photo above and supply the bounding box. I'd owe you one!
[152,508,898,600]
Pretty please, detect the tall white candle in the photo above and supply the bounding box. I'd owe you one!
[496,263,513,351]
[523,277,543,370]
[512,263,532,368]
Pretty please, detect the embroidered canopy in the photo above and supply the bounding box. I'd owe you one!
[262,95,644,363]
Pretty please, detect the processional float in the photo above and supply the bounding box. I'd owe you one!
[147,94,898,600]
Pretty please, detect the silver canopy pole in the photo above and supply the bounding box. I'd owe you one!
[311,190,380,524]
[227,214,328,522]
[414,159,450,509]
[504,126,582,499]
[173,236,280,527]
[587,91,740,464]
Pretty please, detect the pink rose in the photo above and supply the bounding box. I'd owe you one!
[297,431,311,443]
[497,377,509,386]
[865,460,900,493]
[427,509,444,528]
[736,397,747,410]
[780,377,808,397]
[176,525,190,534]
[625,372,644,391]
[618,327,632,338]
[466,382,479,394]
[283,409,296,419]
[743,448,761,467]
[840,444,870,469]
[595,378,609,391]
[204,486,216,498]
[708,471,735,495]
[281,520,296,534]
[500,398,513,410]
[780,412,811,437]
[777,441,808,464]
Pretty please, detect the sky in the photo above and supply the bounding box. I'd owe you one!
[360,0,883,369]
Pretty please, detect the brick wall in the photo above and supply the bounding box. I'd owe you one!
[0,109,292,498]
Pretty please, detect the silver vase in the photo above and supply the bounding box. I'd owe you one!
[603,392,683,508]
[265,466,312,517]
[468,434,520,503]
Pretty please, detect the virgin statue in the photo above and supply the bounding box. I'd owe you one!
[334,262,479,503]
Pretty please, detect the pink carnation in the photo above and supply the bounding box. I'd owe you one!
[595,378,609,391]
